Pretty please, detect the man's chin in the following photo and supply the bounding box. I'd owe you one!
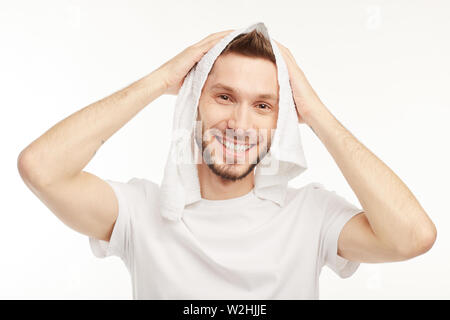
[199,138,270,181]
[207,162,256,182]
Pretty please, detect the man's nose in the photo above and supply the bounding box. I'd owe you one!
[227,103,253,132]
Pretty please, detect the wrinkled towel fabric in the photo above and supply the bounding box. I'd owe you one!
[160,21,308,222]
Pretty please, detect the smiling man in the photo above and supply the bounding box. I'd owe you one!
[195,42,279,197]
[17,25,436,300]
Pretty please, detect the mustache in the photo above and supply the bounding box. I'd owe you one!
[201,127,273,145]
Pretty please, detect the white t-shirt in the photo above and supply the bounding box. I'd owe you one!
[89,178,363,299]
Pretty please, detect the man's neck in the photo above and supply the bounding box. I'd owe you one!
[197,162,254,200]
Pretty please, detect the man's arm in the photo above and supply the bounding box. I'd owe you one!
[17,70,167,241]
[17,30,234,243]
[305,104,437,262]
[274,40,437,263]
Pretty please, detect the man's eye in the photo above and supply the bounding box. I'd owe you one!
[257,104,270,110]
[219,94,230,101]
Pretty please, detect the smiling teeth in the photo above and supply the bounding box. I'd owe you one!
[224,140,251,152]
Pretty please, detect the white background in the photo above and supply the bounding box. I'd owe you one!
[2,0,449,299]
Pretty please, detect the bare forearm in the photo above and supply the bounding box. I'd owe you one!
[18,69,167,187]
[305,103,437,253]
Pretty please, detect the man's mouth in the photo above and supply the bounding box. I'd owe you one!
[214,135,257,154]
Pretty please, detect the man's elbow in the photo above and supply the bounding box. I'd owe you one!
[398,224,437,260]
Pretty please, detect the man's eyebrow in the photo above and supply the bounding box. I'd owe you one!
[210,83,278,102]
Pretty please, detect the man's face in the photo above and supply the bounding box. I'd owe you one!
[195,52,279,181]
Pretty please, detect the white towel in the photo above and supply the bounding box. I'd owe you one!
[159,21,308,222]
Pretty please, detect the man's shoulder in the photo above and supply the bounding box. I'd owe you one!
[286,182,326,200]
[106,176,161,201]
[126,177,160,188]
[284,182,336,212]
[127,177,160,195]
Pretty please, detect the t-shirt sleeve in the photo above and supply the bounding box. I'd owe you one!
[314,183,363,278]
[88,177,142,262]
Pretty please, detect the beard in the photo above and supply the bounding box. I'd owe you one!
[194,123,271,182]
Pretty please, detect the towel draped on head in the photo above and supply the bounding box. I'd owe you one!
[159,21,308,222]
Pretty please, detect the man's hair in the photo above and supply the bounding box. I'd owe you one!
[219,29,276,64]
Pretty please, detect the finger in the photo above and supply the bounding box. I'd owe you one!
[273,39,283,48]
[274,40,290,60]
[277,43,296,65]
[196,30,235,53]
[274,40,295,60]
[273,39,288,53]
[205,33,231,46]
[279,44,296,62]
[196,29,235,46]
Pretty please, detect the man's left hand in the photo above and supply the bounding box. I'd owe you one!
[274,40,325,125]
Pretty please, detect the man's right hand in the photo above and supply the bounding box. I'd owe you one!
[156,29,235,96]
[17,28,235,244]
